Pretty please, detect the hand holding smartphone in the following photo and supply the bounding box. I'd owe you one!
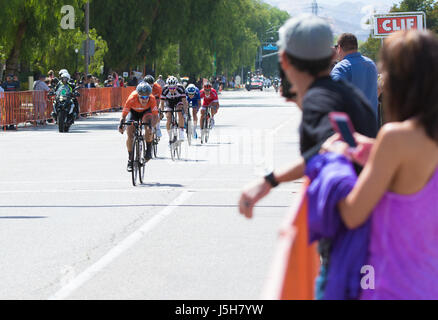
[329,112,357,147]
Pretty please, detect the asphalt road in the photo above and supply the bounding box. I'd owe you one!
[0,88,304,300]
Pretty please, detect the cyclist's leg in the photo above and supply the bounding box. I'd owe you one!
[200,106,206,130]
[126,111,138,171]
[176,102,185,140]
[192,106,199,137]
[142,111,153,160]
[176,102,184,129]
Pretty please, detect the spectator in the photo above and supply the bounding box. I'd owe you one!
[0,83,4,127]
[238,14,377,299]
[47,70,56,89]
[127,72,138,87]
[85,74,96,88]
[2,74,20,91]
[331,33,378,116]
[322,29,438,300]
[112,72,119,87]
[32,73,50,123]
[119,76,125,88]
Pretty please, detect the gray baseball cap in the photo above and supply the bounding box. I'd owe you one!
[277,14,334,60]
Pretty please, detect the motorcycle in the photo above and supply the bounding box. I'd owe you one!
[49,84,80,132]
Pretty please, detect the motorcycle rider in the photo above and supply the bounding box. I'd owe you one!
[51,72,75,120]
[119,82,159,172]
[159,76,188,142]
[51,69,80,119]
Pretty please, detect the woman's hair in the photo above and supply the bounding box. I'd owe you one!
[380,30,438,142]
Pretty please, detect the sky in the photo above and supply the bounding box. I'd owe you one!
[264,0,399,15]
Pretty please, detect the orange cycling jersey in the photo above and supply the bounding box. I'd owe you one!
[152,83,162,100]
[122,91,158,117]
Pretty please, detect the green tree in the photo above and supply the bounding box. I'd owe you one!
[0,0,88,75]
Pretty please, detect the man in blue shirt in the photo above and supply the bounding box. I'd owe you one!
[331,33,378,116]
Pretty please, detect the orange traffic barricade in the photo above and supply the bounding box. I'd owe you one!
[262,178,320,300]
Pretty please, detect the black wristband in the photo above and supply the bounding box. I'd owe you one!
[264,172,279,188]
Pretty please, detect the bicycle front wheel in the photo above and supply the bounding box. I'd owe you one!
[187,120,193,146]
[138,138,146,184]
[131,138,139,186]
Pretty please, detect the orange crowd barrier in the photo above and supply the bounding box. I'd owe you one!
[262,178,320,300]
[0,86,136,127]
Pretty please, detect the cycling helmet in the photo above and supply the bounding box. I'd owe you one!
[203,82,212,89]
[186,84,197,95]
[136,82,152,96]
[143,75,155,85]
[166,76,178,86]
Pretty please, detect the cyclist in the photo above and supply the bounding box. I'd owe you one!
[159,76,188,142]
[143,75,163,139]
[185,83,201,138]
[119,82,158,172]
[199,81,219,130]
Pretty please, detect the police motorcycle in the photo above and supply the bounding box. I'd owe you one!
[49,72,80,132]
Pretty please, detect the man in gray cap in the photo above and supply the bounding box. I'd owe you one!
[238,14,378,298]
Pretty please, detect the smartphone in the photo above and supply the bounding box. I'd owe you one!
[278,63,296,99]
[329,112,357,147]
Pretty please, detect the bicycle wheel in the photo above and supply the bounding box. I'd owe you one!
[204,114,210,143]
[131,138,139,186]
[187,119,193,146]
[153,134,158,158]
[138,138,146,184]
[176,141,181,160]
[170,127,176,161]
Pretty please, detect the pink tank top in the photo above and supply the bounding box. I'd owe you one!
[361,167,438,300]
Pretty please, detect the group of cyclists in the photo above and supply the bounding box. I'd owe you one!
[119,75,220,172]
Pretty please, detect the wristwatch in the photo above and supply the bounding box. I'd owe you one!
[264,172,279,188]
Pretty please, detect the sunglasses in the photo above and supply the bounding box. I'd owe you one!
[169,87,177,90]
[139,95,150,100]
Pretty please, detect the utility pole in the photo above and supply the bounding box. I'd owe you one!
[311,0,320,16]
[85,1,90,75]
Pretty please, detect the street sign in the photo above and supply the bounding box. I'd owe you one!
[80,39,95,56]
[373,12,426,38]
[263,43,278,51]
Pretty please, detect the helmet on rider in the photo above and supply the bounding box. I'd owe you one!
[136,82,152,97]
[60,72,71,82]
[143,75,155,85]
[166,76,178,87]
[203,82,212,90]
[186,84,197,96]
[59,69,69,77]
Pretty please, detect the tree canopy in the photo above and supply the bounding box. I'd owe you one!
[0,0,290,84]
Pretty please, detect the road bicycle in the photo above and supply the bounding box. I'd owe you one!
[201,105,213,144]
[185,102,194,146]
[122,120,148,186]
[168,107,182,161]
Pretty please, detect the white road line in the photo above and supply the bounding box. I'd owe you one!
[48,190,193,300]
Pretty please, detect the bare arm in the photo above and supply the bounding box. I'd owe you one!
[338,126,401,229]
[238,157,305,219]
